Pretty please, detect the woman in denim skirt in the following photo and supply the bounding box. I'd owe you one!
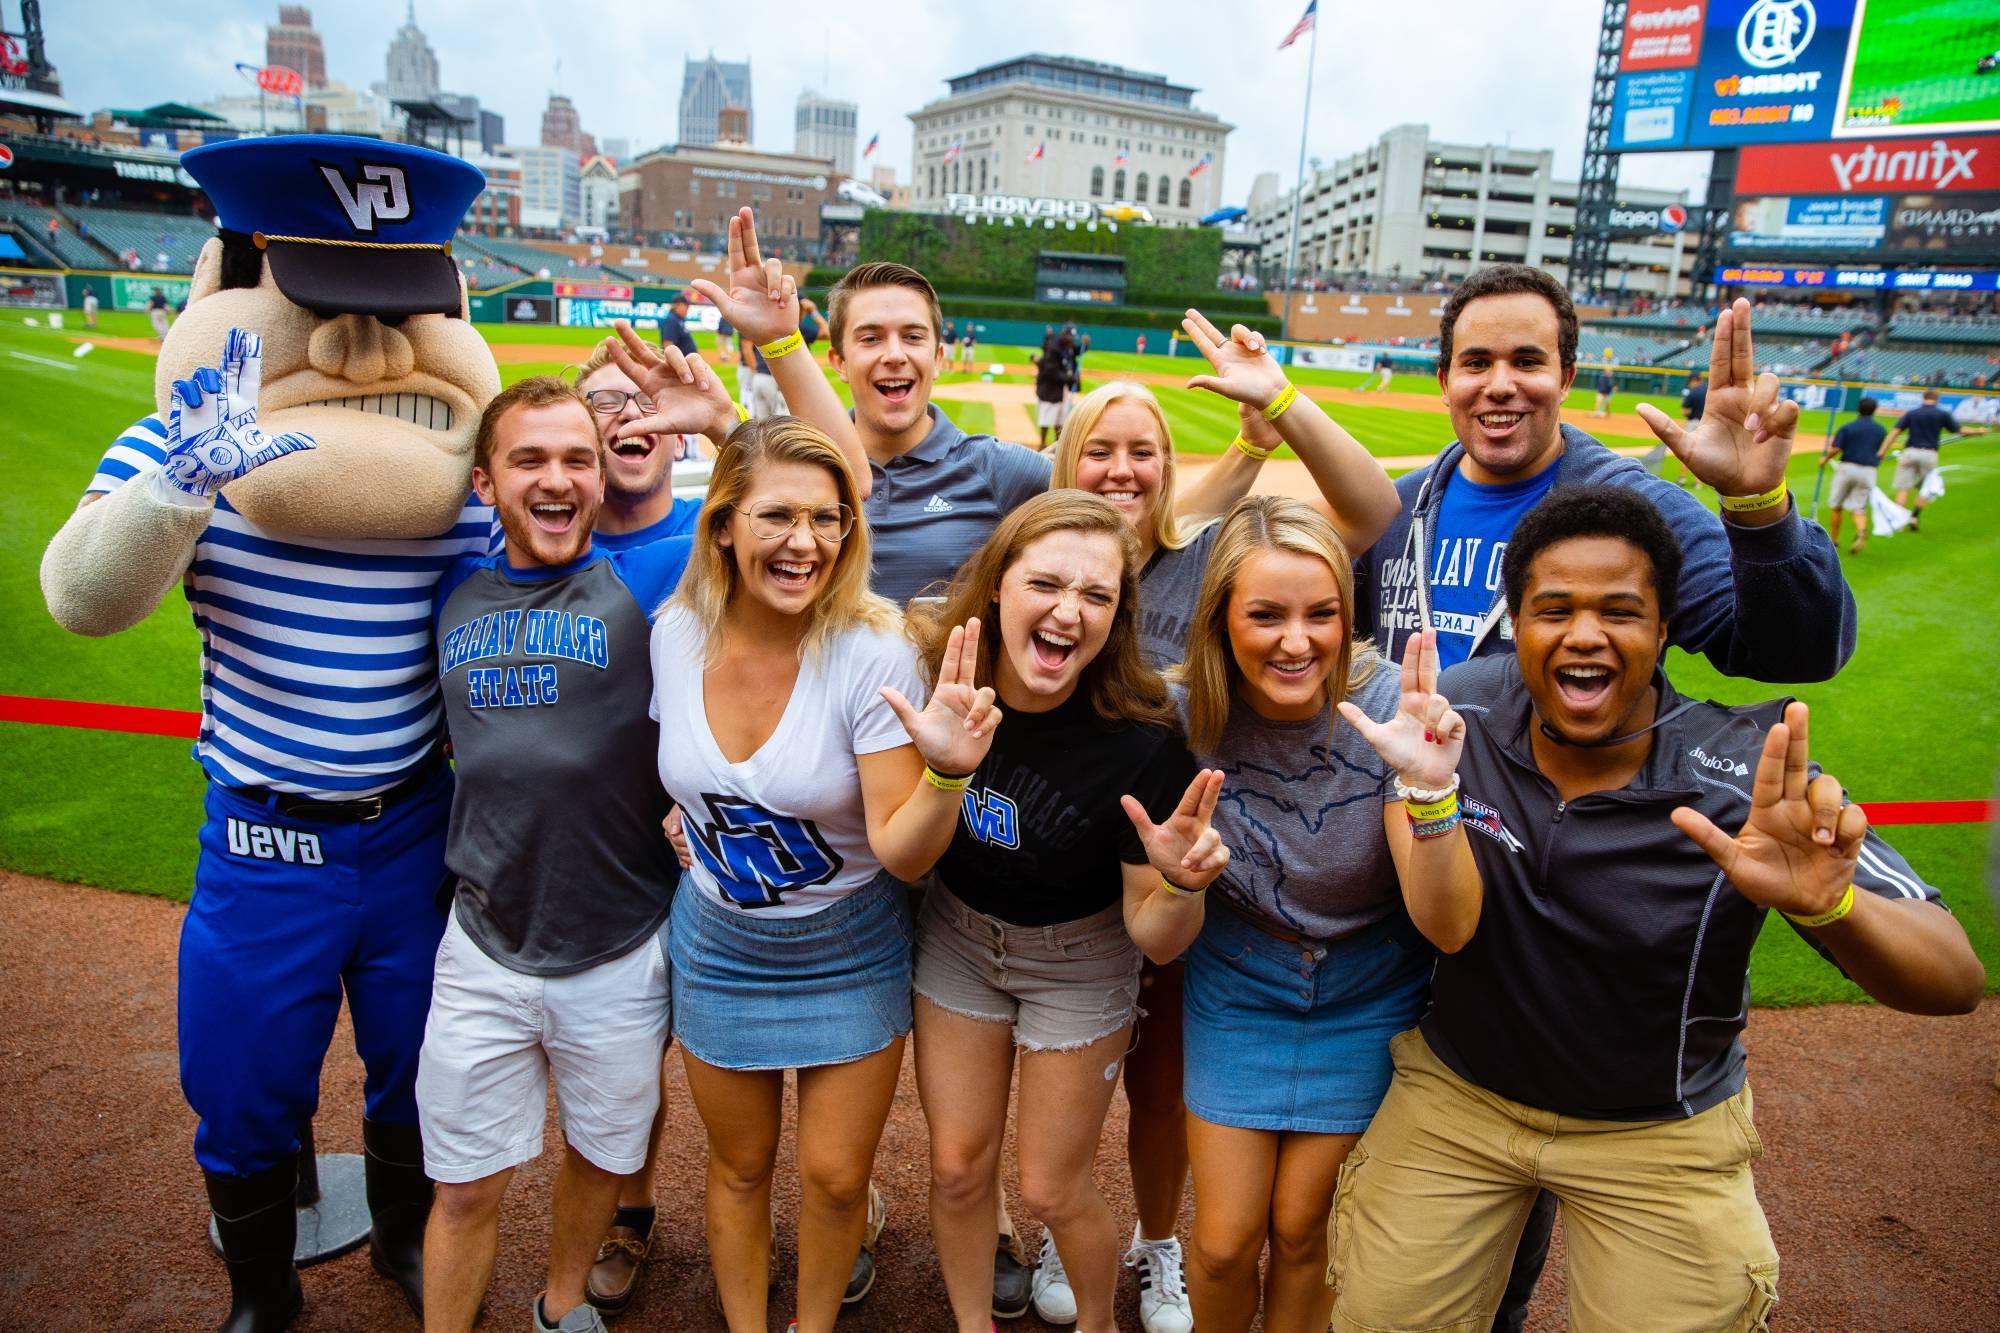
[1166,497,1431,1333]
[904,491,1231,1333]
[650,418,998,1333]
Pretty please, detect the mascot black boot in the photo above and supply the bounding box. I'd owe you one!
[363,1118,432,1317]
[205,1163,304,1333]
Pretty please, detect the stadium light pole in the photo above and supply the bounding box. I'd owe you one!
[1278,12,1320,343]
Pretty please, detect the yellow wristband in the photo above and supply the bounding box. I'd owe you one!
[1261,382,1299,422]
[1782,882,1855,929]
[734,401,751,423]
[1719,480,1788,514]
[1162,876,1205,898]
[1404,793,1460,823]
[760,330,805,361]
[922,766,971,793]
[1231,433,1273,462]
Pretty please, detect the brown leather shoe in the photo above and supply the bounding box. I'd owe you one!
[586,1216,653,1317]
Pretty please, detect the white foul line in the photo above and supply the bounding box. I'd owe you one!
[9,350,79,372]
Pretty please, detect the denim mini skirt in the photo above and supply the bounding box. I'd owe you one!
[1183,902,1431,1134]
[669,869,913,1071]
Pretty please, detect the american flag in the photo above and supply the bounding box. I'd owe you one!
[1025,141,1045,163]
[942,135,963,163]
[1279,0,1317,49]
[1114,146,1129,165]
[1187,153,1213,178]
[863,132,879,158]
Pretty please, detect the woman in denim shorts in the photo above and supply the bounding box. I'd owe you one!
[1167,497,1430,1333]
[651,418,998,1333]
[905,491,1231,1333]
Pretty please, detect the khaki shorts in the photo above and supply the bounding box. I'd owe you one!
[1035,398,1067,429]
[1827,460,1876,512]
[1328,1028,1778,1333]
[913,881,1141,1052]
[1892,446,1938,490]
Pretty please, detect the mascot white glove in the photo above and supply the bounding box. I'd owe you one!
[160,328,315,501]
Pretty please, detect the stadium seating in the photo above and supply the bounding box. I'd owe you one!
[457,256,531,290]
[1830,346,1999,388]
[1600,303,1874,338]
[0,202,109,269]
[454,235,627,282]
[1574,328,1695,367]
[1888,313,2000,347]
[62,205,216,273]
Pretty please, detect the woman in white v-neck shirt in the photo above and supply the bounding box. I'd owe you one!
[649,417,998,1333]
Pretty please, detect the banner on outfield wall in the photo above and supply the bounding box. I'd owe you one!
[558,297,721,332]
[1287,345,1381,372]
[110,275,191,311]
[1779,381,2000,422]
[503,295,554,324]
[0,270,62,308]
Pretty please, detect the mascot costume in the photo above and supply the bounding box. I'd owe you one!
[40,135,501,1331]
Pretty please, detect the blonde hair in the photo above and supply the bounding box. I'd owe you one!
[1051,381,1203,555]
[907,490,1172,727]
[1174,496,1378,755]
[569,341,619,385]
[672,416,899,662]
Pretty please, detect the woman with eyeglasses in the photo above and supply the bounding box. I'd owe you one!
[650,414,996,1333]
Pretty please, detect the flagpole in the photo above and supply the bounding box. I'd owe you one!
[1279,9,1319,342]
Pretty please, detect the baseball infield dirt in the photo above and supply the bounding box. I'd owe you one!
[1,869,1993,1331]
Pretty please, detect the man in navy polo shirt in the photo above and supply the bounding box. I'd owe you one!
[1886,388,1990,528]
[1821,395,1887,555]
[1332,486,1982,1333]
[655,292,697,358]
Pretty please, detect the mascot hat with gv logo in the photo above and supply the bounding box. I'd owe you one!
[182,134,485,317]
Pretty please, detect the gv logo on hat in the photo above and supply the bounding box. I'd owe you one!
[319,162,412,233]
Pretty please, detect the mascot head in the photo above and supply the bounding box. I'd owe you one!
[164,136,501,539]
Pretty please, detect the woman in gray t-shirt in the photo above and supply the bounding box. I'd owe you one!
[1167,496,1431,1333]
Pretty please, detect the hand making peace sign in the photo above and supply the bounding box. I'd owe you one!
[600,319,739,445]
[1340,629,1466,793]
[689,206,801,348]
[880,618,1004,779]
[1123,768,1231,892]
[1671,701,1865,920]
[1180,307,1288,414]
[1634,298,1799,500]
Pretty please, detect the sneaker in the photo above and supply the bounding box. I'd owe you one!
[842,1182,887,1305]
[992,1232,1032,1319]
[1125,1228,1194,1333]
[1029,1231,1078,1325]
[585,1206,655,1316]
[535,1294,610,1332]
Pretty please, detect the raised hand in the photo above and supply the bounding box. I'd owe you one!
[689,206,800,348]
[602,319,738,444]
[1338,629,1464,792]
[1670,702,1864,919]
[1633,299,1798,499]
[1181,308,1288,412]
[161,328,314,498]
[1122,769,1231,891]
[881,618,1003,779]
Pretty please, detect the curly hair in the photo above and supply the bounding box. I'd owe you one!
[1500,485,1684,622]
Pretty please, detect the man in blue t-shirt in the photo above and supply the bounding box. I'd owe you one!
[1885,388,1990,528]
[1821,396,1887,555]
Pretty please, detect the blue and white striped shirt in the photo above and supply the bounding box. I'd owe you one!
[88,415,495,798]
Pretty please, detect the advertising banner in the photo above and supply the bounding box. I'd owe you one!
[110,275,191,311]
[1687,0,1858,147]
[1885,192,2000,252]
[558,297,723,331]
[1737,134,2000,193]
[1727,193,1889,247]
[1621,0,1708,70]
[1716,263,2000,288]
[0,270,63,308]
[552,280,633,300]
[502,295,553,324]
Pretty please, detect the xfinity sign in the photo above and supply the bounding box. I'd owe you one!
[944,192,1096,222]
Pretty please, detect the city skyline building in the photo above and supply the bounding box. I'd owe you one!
[679,53,752,148]
[378,0,440,102]
[264,5,327,90]
[795,89,858,178]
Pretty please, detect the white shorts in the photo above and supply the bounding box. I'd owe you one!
[1037,398,1066,428]
[748,371,786,419]
[417,911,671,1182]
[1827,460,1875,512]
[1892,447,1938,491]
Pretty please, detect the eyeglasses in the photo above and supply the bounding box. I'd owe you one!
[585,389,657,415]
[736,502,856,542]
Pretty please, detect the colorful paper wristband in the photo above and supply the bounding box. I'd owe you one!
[1261,382,1299,422]
[760,330,806,360]
[734,401,751,423]
[1782,882,1855,929]
[1162,876,1206,898]
[922,766,971,793]
[1719,480,1788,513]
[1405,793,1460,824]
[1231,433,1273,462]
[1410,813,1461,841]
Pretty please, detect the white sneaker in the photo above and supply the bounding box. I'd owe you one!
[1125,1227,1194,1333]
[1031,1231,1079,1324]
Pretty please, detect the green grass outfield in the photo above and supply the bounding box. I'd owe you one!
[3,312,1995,1006]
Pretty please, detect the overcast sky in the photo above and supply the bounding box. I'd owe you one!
[48,0,1713,201]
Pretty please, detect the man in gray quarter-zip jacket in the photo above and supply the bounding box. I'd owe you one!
[1352,264,1854,686]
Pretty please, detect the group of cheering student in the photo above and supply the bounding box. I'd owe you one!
[409,208,1982,1333]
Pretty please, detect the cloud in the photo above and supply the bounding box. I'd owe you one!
[54,0,1707,200]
